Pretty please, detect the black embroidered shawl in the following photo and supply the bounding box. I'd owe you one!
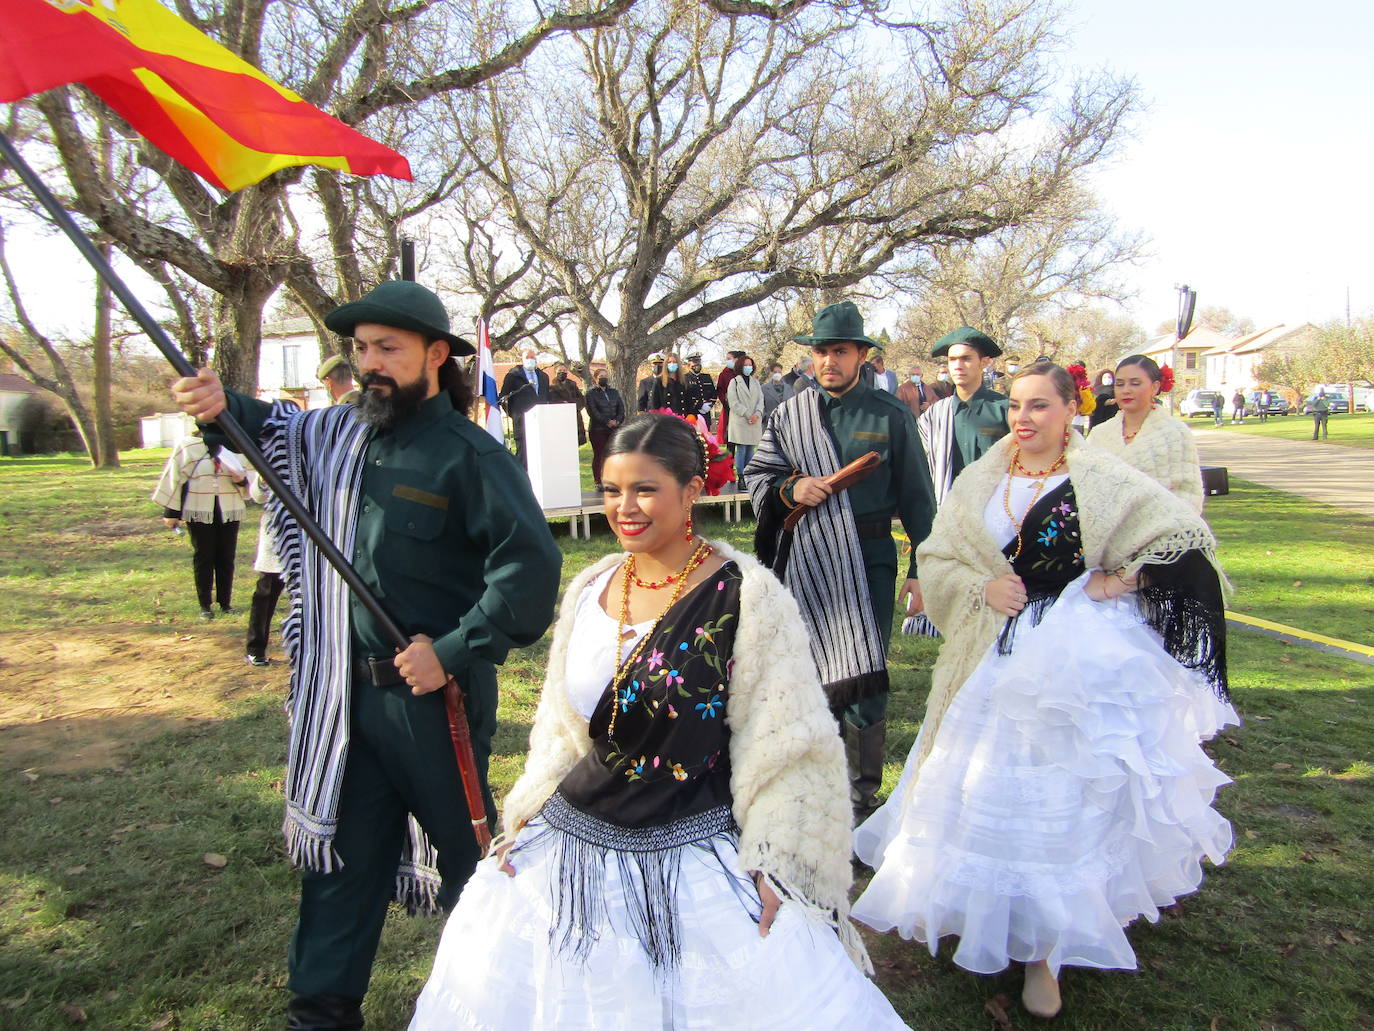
[997,481,1228,698]
[558,561,743,827]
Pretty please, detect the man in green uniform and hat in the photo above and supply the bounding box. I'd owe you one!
[316,354,360,406]
[919,325,1010,503]
[743,300,936,821]
[168,280,563,1031]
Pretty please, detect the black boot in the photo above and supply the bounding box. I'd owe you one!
[844,720,887,825]
[286,994,364,1031]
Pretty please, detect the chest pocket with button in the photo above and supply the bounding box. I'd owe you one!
[379,489,450,582]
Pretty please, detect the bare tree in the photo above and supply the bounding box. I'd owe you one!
[459,0,1136,397]
[894,186,1144,359]
[15,0,755,393]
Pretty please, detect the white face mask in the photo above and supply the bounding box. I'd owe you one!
[1007,364,1019,374]
[742,365,754,375]
[1102,374,1114,386]
[522,358,537,371]
[772,372,783,382]
[938,372,949,382]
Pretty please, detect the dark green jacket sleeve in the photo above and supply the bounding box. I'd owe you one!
[198,388,272,451]
[430,449,563,675]
[893,407,936,580]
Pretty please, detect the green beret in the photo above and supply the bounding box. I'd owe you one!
[931,326,1002,359]
[316,354,349,380]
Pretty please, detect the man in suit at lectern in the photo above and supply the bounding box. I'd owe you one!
[499,347,551,469]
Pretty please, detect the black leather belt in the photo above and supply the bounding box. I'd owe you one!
[854,520,894,540]
[354,656,405,687]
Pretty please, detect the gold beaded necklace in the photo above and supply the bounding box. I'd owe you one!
[1003,445,1068,561]
[607,539,713,738]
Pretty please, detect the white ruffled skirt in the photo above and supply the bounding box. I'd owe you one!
[410,811,910,1030]
[853,572,1236,976]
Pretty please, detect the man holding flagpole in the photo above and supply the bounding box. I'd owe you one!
[169,281,562,1031]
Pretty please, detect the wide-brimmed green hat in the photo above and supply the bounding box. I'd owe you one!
[931,325,1002,359]
[324,281,474,356]
[791,300,882,349]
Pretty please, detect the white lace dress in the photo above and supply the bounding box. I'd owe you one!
[852,478,1235,975]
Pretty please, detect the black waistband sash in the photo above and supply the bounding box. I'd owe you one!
[513,791,753,973]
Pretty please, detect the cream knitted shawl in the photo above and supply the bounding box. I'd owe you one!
[912,433,1218,769]
[497,539,872,972]
[1088,408,1205,513]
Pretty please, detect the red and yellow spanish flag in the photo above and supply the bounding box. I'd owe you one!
[0,0,411,191]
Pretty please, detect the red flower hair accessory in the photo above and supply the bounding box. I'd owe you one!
[1066,362,1095,414]
[649,409,736,495]
[1158,364,1175,393]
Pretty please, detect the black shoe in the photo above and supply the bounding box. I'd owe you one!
[220,605,238,615]
[199,608,214,621]
[286,994,364,1031]
[245,654,272,667]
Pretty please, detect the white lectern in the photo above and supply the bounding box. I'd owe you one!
[525,403,582,509]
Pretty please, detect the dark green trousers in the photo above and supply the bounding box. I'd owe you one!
[287,664,498,1000]
[841,534,897,730]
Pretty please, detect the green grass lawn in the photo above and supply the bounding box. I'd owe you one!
[1186,410,1374,449]
[1,452,1371,1030]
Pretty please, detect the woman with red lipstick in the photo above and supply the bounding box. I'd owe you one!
[854,362,1232,1021]
[1088,355,1205,513]
[411,413,909,1030]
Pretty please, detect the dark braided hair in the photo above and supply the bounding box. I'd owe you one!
[605,413,707,485]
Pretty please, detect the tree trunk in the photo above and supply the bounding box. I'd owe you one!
[91,240,120,468]
[211,283,274,394]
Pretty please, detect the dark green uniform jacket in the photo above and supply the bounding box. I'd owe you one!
[950,385,1010,477]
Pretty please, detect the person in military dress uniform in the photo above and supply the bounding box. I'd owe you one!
[743,301,936,821]
[169,281,563,1031]
[682,351,718,429]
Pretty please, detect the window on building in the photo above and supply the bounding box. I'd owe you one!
[1186,351,1197,370]
[283,345,300,388]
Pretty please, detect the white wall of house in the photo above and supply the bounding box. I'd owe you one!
[259,317,331,409]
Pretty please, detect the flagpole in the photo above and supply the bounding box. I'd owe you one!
[0,130,491,851]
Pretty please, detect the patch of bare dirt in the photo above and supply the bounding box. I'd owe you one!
[0,624,285,774]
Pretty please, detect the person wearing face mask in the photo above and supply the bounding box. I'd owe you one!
[761,362,789,420]
[547,363,587,447]
[895,364,932,418]
[726,352,766,473]
[1088,369,1117,430]
[648,352,690,417]
[499,347,552,469]
[716,351,745,448]
[585,369,626,488]
[637,353,666,413]
[682,351,718,429]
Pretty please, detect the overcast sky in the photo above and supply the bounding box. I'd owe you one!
[1066,0,1374,332]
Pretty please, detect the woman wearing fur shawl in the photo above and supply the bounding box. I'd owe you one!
[1087,354,1205,513]
[853,363,1233,1020]
[412,414,907,1030]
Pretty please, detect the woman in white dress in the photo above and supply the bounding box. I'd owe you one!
[853,362,1233,1020]
[412,413,909,1031]
[1089,355,1238,741]
[1088,355,1205,513]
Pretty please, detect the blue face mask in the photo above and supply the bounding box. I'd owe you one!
[909,374,920,382]
[742,365,754,376]
[667,362,679,373]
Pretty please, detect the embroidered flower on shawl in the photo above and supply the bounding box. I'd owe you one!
[619,681,640,711]
[695,694,722,719]
[647,649,665,671]
[1037,525,1059,546]
[671,762,688,781]
[625,755,647,780]
[665,669,684,687]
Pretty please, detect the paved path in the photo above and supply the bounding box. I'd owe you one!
[1192,430,1374,518]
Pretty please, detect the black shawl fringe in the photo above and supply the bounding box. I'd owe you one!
[518,793,749,974]
[1135,583,1229,699]
[824,669,890,714]
[995,590,1064,657]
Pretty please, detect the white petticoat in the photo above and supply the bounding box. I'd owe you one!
[410,818,910,1030]
[853,572,1235,976]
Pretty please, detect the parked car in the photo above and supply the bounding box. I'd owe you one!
[1180,389,1224,418]
[1245,391,1290,417]
[1326,392,1350,414]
